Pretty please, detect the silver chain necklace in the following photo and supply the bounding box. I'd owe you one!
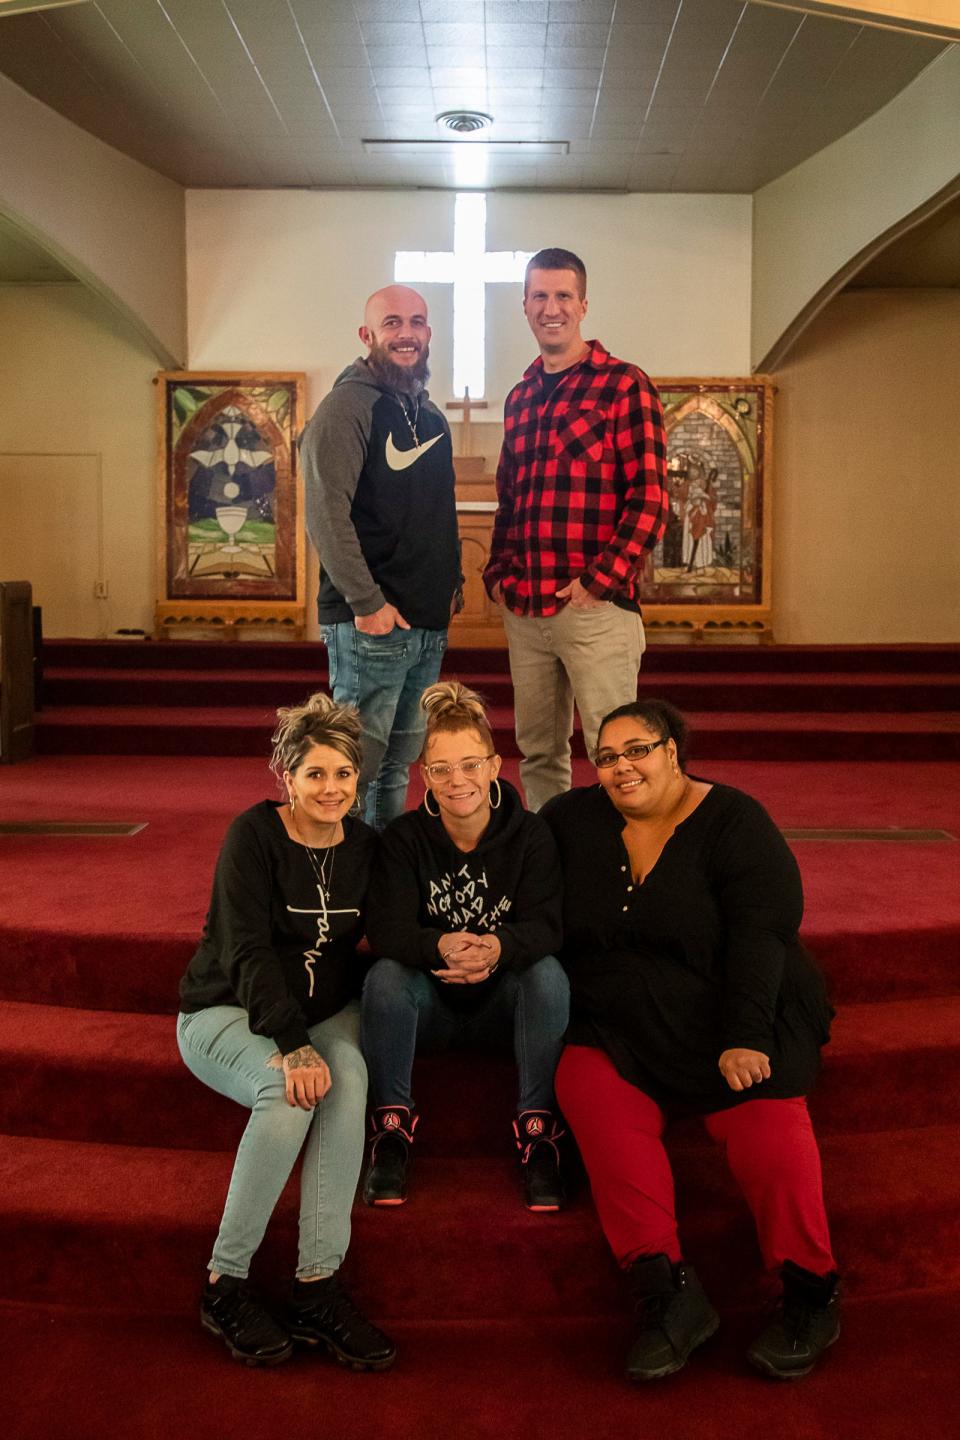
[302,840,336,903]
[395,393,421,448]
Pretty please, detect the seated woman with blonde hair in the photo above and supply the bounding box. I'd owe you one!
[361,681,569,1211]
[177,692,394,1371]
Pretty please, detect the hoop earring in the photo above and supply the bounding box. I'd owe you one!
[289,793,296,814]
[423,789,440,818]
[489,778,502,810]
[348,798,362,817]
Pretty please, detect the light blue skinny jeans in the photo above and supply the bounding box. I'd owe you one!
[320,622,447,830]
[176,999,366,1281]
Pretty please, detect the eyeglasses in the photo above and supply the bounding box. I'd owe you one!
[594,738,668,768]
[423,755,495,782]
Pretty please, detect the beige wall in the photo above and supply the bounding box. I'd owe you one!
[186,188,754,411]
[0,284,158,637]
[5,221,957,645]
[0,72,186,366]
[752,46,960,370]
[773,287,960,641]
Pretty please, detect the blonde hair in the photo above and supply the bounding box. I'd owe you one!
[419,680,494,757]
[269,691,362,781]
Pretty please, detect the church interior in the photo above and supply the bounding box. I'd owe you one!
[0,1,958,1436]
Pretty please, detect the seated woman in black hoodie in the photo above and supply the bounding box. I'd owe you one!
[362,681,569,1211]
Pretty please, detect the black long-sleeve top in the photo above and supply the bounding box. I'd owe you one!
[179,801,376,1054]
[541,782,833,1113]
[365,779,562,1013]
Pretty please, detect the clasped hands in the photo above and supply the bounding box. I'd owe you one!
[433,931,502,985]
[718,1048,772,1092]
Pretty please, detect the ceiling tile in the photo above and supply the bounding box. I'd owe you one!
[314,68,377,96]
[485,45,550,68]
[625,155,681,188]
[544,50,606,72]
[431,87,491,107]
[428,66,489,86]
[422,22,485,46]
[611,0,680,24]
[288,0,357,19]
[546,22,611,48]
[420,1,485,18]
[604,22,674,53]
[371,65,431,85]
[366,44,428,67]
[550,0,616,17]
[358,21,426,45]
[352,0,415,19]
[427,44,488,66]
[485,23,547,46]
[486,1,549,19]
[591,121,648,143]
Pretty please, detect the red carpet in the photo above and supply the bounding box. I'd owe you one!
[34,639,960,759]
[1,641,959,1437]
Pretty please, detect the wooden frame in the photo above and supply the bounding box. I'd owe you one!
[642,377,775,642]
[154,371,306,638]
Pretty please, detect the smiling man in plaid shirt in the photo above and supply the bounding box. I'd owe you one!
[483,247,668,809]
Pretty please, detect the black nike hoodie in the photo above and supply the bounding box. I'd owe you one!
[300,359,461,629]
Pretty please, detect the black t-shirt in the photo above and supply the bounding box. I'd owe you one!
[539,364,576,399]
[179,801,376,1054]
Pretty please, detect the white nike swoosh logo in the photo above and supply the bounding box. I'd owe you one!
[385,431,443,471]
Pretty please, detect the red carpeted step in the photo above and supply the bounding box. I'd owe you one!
[35,703,960,759]
[4,1290,959,1440]
[42,637,960,676]
[3,997,959,1151]
[2,1127,959,1315]
[4,905,956,1015]
[43,664,960,714]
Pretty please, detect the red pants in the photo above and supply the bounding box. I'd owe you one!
[556,1044,836,1275]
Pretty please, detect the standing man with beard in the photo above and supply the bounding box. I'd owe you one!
[300,285,461,830]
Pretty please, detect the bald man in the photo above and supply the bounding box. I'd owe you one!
[300,285,461,829]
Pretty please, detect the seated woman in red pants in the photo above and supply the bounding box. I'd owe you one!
[541,698,838,1383]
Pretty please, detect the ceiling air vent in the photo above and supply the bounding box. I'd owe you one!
[436,111,493,134]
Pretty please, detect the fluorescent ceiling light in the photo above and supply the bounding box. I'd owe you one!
[363,140,568,156]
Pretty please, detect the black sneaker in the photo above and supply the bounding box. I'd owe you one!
[747,1261,840,1379]
[363,1106,416,1206]
[200,1274,293,1367]
[287,1275,397,1371]
[513,1110,565,1211]
[626,1254,719,1381]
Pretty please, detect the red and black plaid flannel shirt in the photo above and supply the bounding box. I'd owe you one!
[483,340,667,616]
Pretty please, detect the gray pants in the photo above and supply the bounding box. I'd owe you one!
[176,1000,366,1281]
[502,602,645,810]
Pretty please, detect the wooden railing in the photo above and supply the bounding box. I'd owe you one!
[0,581,35,763]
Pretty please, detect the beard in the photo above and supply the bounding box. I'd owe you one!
[365,339,431,396]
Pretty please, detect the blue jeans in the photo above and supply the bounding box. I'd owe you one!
[176,1000,366,1281]
[321,622,447,830]
[360,957,570,1114]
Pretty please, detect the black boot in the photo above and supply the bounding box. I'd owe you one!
[512,1110,565,1211]
[625,1253,719,1381]
[362,1105,417,1206]
[286,1274,397,1371]
[200,1273,293,1367]
[747,1260,840,1379]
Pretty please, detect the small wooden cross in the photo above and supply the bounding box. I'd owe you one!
[446,388,488,457]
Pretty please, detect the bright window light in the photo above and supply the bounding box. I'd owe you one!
[395,193,532,399]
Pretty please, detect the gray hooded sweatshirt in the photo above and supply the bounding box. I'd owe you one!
[300,359,460,630]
